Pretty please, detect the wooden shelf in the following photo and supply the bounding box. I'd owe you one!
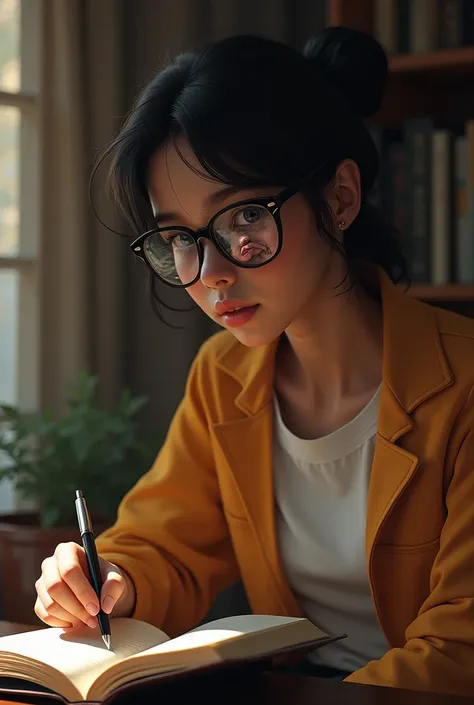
[403,285,474,301]
[390,46,474,77]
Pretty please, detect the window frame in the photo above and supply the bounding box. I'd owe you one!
[0,0,42,413]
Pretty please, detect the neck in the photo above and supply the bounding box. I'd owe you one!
[278,269,383,406]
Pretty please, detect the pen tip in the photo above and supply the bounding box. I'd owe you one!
[75,490,83,499]
[102,634,111,650]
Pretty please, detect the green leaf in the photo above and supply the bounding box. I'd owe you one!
[0,372,158,526]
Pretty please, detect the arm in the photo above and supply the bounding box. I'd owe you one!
[346,398,474,696]
[96,351,240,638]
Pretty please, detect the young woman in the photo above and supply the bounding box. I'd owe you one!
[34,27,474,697]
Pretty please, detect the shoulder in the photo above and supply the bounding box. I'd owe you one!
[433,305,474,382]
[435,305,474,343]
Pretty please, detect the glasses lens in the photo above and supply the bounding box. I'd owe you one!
[143,229,199,286]
[213,204,279,266]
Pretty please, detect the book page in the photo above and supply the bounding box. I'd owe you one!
[88,616,332,700]
[115,615,317,660]
[192,615,313,636]
[0,618,168,699]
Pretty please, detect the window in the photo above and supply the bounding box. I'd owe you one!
[0,0,40,410]
[0,0,41,512]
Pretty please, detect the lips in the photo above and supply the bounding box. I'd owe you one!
[219,304,260,328]
[214,300,257,316]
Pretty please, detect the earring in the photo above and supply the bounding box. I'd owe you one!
[338,220,346,229]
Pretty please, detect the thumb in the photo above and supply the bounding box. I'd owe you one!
[100,561,126,614]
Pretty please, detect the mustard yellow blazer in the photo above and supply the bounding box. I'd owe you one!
[97,271,474,697]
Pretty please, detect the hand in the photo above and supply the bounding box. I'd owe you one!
[34,542,135,628]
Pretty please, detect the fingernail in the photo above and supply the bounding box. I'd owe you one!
[102,596,114,614]
[87,617,97,629]
[86,602,99,616]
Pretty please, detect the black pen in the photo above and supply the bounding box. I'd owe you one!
[75,490,111,649]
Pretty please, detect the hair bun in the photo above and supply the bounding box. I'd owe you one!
[303,26,388,119]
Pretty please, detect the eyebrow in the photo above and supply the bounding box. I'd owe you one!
[150,185,243,226]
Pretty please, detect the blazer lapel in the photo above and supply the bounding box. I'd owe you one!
[213,338,301,616]
[366,273,453,568]
[212,408,301,616]
[366,385,419,560]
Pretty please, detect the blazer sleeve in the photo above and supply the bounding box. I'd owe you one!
[346,393,474,696]
[96,350,240,638]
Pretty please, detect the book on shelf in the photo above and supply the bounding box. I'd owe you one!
[373,0,474,55]
[0,614,343,704]
[369,118,474,285]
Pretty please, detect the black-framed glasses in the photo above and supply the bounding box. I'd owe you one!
[130,184,299,288]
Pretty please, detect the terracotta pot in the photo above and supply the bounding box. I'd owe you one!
[0,512,108,625]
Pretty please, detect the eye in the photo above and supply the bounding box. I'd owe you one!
[234,205,265,227]
[161,230,195,249]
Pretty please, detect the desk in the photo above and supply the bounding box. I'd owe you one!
[111,670,474,705]
[0,622,472,705]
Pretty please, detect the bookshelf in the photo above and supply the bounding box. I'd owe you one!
[390,46,474,75]
[405,284,474,301]
[327,0,474,314]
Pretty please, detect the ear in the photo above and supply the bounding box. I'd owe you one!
[325,159,362,235]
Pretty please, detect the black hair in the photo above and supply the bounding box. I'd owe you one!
[93,26,406,321]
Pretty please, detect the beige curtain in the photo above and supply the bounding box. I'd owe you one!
[40,0,126,414]
[39,0,326,424]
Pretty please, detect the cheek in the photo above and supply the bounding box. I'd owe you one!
[275,209,328,278]
[186,282,208,309]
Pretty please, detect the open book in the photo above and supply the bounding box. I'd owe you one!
[0,614,344,703]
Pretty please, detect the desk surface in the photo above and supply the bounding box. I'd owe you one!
[0,622,472,705]
[120,670,474,705]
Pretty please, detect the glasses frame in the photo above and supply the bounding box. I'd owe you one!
[130,184,299,288]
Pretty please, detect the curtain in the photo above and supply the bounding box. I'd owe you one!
[40,0,126,413]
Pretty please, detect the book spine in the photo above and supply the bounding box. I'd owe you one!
[388,142,410,266]
[368,126,383,209]
[410,0,438,52]
[405,119,433,283]
[438,0,463,48]
[368,126,398,211]
[373,0,397,54]
[431,130,453,284]
[458,122,474,282]
[462,0,474,44]
[397,0,411,52]
[454,135,471,282]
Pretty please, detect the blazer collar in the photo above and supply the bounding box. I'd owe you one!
[376,270,452,440]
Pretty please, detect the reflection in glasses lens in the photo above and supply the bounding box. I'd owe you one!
[142,202,280,286]
[143,229,200,286]
[214,204,277,265]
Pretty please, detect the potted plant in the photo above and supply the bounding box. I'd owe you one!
[0,372,158,624]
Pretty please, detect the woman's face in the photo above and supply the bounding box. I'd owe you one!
[146,139,358,348]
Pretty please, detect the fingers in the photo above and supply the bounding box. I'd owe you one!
[42,552,98,628]
[54,543,101,618]
[100,563,126,614]
[34,595,75,629]
[34,542,130,629]
[34,542,100,629]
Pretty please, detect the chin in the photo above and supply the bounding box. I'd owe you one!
[225,325,283,349]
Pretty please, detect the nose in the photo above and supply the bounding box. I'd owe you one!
[199,239,237,289]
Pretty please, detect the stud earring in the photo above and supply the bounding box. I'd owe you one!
[338,220,346,229]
